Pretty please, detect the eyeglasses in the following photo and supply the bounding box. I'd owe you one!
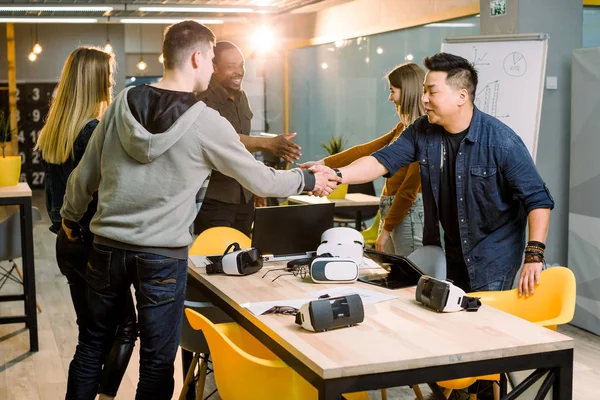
[262,265,309,282]
[263,305,298,316]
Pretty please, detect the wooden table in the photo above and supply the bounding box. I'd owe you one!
[288,193,380,230]
[0,183,38,352]
[187,260,573,400]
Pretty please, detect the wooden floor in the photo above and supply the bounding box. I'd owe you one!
[0,192,599,400]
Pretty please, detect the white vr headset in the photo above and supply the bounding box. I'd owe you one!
[310,227,365,284]
[415,275,481,312]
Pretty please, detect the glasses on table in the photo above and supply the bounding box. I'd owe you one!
[262,264,309,282]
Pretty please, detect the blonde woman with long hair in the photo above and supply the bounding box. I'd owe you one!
[300,62,426,255]
[36,47,136,400]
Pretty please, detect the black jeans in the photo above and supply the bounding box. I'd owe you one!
[56,229,137,397]
[66,243,188,400]
[194,196,254,236]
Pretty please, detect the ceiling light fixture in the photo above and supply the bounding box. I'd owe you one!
[0,6,114,12]
[104,18,113,53]
[136,25,147,72]
[425,23,476,28]
[137,6,254,13]
[32,24,42,54]
[119,18,224,24]
[0,18,98,23]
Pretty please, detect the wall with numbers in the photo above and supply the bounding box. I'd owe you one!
[0,82,56,189]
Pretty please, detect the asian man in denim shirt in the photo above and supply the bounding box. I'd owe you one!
[311,53,554,297]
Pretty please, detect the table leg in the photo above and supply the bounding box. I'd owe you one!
[552,351,573,400]
[427,383,448,400]
[354,210,362,231]
[319,384,343,400]
[20,200,38,352]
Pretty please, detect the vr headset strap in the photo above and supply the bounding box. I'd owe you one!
[460,296,482,312]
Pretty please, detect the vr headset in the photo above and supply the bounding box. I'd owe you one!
[316,227,364,264]
[415,275,481,313]
[206,243,263,276]
[295,294,364,332]
[310,257,358,283]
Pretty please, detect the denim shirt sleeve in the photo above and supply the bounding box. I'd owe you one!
[502,135,555,213]
[371,122,418,178]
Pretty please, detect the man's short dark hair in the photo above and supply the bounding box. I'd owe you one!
[423,52,478,102]
[213,41,242,64]
[162,21,216,70]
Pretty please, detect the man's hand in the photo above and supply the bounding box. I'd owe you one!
[254,196,267,208]
[376,229,392,252]
[310,167,341,197]
[298,159,324,170]
[61,218,82,242]
[265,133,302,163]
[518,262,543,297]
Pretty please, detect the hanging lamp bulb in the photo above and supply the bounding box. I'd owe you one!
[33,42,42,55]
[136,58,147,71]
[158,54,164,64]
[104,41,113,54]
[28,51,37,62]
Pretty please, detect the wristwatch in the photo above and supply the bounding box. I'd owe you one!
[332,168,343,185]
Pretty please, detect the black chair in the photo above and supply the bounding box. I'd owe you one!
[333,182,379,230]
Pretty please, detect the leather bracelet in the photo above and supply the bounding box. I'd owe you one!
[527,240,546,250]
[332,168,343,186]
[524,253,544,264]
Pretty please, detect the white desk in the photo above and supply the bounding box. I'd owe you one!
[187,260,573,400]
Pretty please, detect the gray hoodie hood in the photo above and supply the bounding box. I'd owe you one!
[117,87,207,164]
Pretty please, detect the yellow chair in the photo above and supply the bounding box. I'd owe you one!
[181,227,251,399]
[434,266,576,400]
[185,308,369,400]
[189,226,252,256]
[361,211,381,247]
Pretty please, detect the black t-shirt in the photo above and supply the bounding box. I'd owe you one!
[439,127,470,290]
[127,84,199,134]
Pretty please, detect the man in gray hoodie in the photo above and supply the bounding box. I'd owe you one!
[60,21,339,400]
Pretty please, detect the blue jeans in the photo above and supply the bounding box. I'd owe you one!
[471,265,519,292]
[66,244,188,400]
[379,193,424,256]
[56,229,137,397]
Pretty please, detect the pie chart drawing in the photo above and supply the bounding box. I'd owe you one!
[503,52,527,77]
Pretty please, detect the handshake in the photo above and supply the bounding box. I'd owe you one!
[301,162,341,197]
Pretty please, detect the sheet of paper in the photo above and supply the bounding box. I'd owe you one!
[241,298,313,316]
[242,285,397,316]
[189,255,210,268]
[307,286,397,305]
[359,257,383,270]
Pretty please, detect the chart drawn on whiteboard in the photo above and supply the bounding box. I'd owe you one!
[474,81,509,119]
[503,52,527,76]
[472,47,490,66]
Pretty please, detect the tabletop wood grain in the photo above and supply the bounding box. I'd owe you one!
[288,193,380,207]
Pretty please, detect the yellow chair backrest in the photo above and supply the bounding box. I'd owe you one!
[469,266,576,330]
[189,227,252,256]
[361,211,381,245]
[184,309,368,400]
[185,308,317,400]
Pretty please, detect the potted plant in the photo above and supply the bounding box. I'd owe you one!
[320,136,348,199]
[0,110,21,187]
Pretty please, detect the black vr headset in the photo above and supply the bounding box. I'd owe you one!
[206,242,263,276]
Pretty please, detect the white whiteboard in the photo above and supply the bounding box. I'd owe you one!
[442,34,548,161]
